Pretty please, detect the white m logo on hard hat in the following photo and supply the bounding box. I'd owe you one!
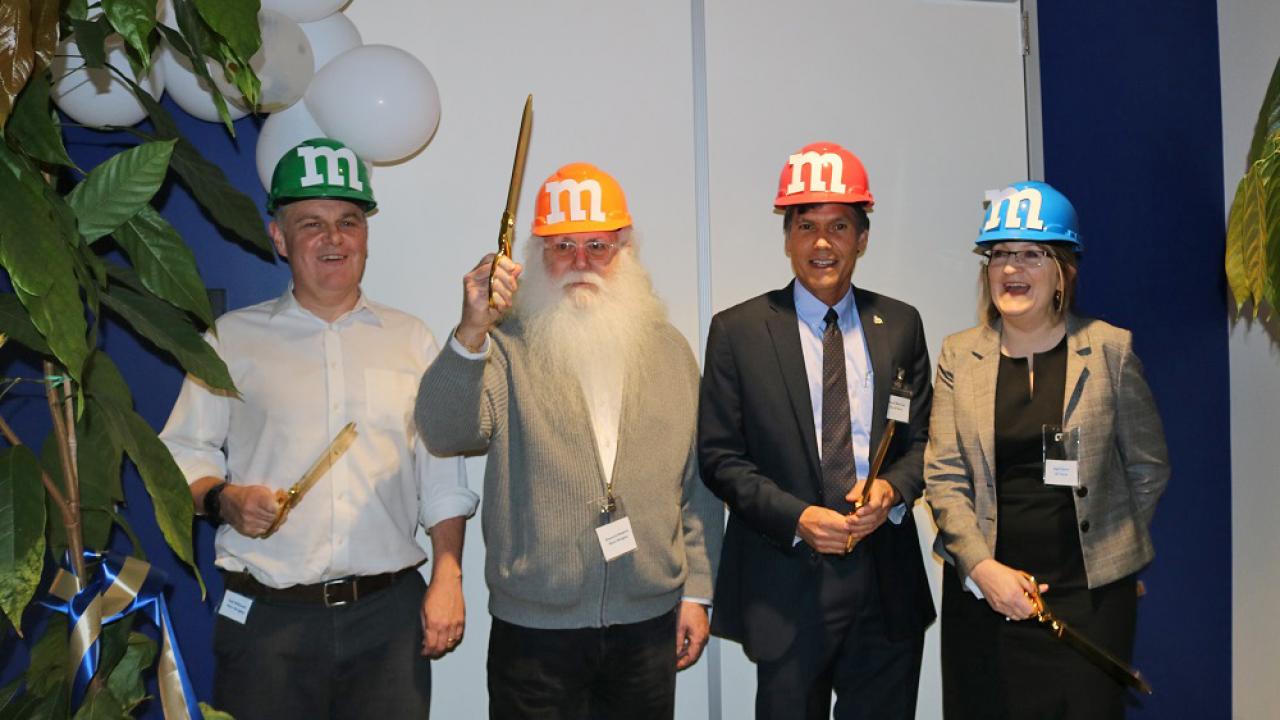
[297,146,364,192]
[786,151,847,195]
[984,187,1046,231]
[544,179,605,224]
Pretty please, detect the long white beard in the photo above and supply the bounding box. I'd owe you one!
[513,238,668,397]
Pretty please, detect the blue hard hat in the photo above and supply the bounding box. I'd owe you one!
[976,181,1081,251]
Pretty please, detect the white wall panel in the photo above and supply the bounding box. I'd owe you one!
[702,2,1027,718]
[338,1,1027,717]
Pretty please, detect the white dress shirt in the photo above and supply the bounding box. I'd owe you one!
[161,289,478,588]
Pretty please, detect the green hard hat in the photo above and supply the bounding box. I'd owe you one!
[267,137,376,214]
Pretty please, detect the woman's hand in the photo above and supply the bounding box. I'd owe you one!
[969,558,1049,620]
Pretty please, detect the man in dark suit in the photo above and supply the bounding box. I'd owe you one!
[699,141,936,720]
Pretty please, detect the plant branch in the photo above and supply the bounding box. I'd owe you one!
[44,361,85,579]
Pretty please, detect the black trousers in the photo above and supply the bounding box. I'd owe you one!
[487,607,679,720]
[755,550,925,720]
[940,567,1138,720]
[212,571,432,720]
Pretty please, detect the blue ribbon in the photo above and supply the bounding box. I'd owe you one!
[42,551,200,719]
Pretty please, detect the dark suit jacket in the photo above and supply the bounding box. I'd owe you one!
[698,282,937,662]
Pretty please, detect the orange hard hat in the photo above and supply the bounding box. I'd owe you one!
[774,141,874,209]
[532,162,632,236]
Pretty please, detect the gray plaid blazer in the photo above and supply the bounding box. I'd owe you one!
[924,315,1170,588]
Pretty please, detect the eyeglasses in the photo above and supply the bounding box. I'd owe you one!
[545,239,620,260]
[982,248,1051,268]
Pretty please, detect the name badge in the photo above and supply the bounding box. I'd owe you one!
[218,589,253,624]
[887,367,912,423]
[1043,425,1081,488]
[595,516,638,561]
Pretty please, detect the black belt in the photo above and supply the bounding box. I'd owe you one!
[222,567,416,607]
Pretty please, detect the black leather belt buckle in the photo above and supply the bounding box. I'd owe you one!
[322,578,358,607]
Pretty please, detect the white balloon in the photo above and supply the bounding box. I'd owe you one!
[299,12,362,72]
[157,43,249,123]
[255,102,372,191]
[51,35,165,128]
[213,10,314,112]
[255,101,324,190]
[305,45,441,163]
[260,0,347,24]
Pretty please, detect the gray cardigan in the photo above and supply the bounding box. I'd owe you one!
[924,315,1170,588]
[416,318,722,629]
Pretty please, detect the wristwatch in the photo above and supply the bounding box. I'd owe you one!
[203,481,230,525]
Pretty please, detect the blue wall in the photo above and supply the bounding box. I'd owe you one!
[1038,0,1230,716]
[0,99,287,717]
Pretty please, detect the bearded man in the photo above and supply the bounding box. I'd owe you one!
[416,162,722,720]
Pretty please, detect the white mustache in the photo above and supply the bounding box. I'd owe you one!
[558,271,606,289]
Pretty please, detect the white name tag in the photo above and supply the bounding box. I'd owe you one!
[595,516,638,561]
[218,589,253,624]
[887,394,910,423]
[1043,459,1080,487]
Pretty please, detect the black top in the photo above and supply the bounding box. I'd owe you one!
[993,336,1087,590]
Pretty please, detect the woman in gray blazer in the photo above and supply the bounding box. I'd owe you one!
[924,182,1170,719]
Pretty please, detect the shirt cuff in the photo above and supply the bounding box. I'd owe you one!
[963,575,985,599]
[681,596,712,607]
[421,489,480,530]
[448,331,490,359]
[888,503,907,525]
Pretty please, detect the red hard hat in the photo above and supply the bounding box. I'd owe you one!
[774,141,874,209]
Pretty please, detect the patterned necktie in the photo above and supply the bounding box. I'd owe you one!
[821,308,855,512]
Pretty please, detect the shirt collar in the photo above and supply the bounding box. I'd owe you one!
[269,284,383,327]
[793,281,858,335]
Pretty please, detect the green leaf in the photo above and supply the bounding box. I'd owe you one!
[0,147,91,379]
[1248,56,1280,165]
[0,446,45,633]
[0,678,19,712]
[65,0,90,22]
[192,0,261,68]
[6,69,74,167]
[114,205,215,327]
[106,631,155,711]
[103,0,158,70]
[1226,149,1280,314]
[92,398,200,594]
[72,683,126,720]
[126,84,273,256]
[200,702,236,720]
[25,615,68,697]
[0,292,51,354]
[101,276,235,393]
[67,139,176,242]
[41,383,122,553]
[158,11,235,132]
[0,0,35,129]
[70,17,109,69]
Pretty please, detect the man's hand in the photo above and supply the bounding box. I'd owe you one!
[969,558,1049,621]
[845,478,898,542]
[797,505,856,555]
[675,601,710,670]
[456,253,522,351]
[420,575,465,658]
[220,485,281,538]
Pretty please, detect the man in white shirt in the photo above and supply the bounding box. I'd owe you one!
[160,138,478,719]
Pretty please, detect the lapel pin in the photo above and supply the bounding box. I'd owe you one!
[873,315,884,325]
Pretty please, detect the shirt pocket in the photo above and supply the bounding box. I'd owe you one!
[364,368,419,437]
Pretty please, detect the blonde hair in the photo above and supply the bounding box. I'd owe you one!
[978,243,1079,326]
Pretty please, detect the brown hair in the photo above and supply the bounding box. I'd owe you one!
[978,243,1079,326]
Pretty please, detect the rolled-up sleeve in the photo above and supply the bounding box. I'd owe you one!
[417,444,478,531]
[160,334,232,485]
